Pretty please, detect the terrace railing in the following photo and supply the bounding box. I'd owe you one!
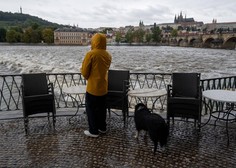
[200,76,236,115]
[0,73,235,116]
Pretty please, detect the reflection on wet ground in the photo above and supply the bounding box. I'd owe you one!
[0,114,236,168]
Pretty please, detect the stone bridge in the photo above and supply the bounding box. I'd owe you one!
[169,33,236,49]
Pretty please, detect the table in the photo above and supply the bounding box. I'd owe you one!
[128,88,167,111]
[62,85,87,122]
[202,89,236,144]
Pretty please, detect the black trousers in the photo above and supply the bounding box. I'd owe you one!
[85,92,107,135]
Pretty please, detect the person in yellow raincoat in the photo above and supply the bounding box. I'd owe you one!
[81,33,112,137]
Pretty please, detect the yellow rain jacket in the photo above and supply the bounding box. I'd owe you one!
[80,33,112,96]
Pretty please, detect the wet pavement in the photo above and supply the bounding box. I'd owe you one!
[0,110,236,168]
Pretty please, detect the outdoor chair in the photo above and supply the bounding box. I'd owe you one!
[21,73,56,134]
[106,69,130,126]
[167,73,202,129]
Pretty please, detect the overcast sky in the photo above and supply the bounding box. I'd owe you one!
[1,0,236,28]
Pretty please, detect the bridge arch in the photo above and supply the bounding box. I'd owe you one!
[177,38,184,45]
[189,38,196,43]
[223,36,236,49]
[189,38,202,47]
[203,37,214,48]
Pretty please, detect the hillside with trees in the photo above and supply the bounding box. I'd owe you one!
[0,11,67,43]
[0,11,63,29]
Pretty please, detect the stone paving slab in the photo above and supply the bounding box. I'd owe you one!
[0,108,84,120]
[0,113,236,168]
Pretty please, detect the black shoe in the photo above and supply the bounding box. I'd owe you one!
[98,129,107,134]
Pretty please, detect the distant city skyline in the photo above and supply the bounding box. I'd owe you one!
[0,0,236,28]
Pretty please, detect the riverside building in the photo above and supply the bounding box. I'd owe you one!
[54,27,93,45]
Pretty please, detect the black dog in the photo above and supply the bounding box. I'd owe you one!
[134,103,169,154]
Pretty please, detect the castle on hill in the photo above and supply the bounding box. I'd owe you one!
[174,11,195,23]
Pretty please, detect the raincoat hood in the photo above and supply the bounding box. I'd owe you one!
[91,33,107,50]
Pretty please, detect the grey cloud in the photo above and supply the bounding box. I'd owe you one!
[2,0,235,28]
[77,4,174,27]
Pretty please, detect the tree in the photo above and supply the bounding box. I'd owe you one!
[145,33,152,44]
[115,32,122,44]
[186,26,190,31]
[125,29,134,44]
[134,28,145,43]
[31,22,40,30]
[178,26,183,31]
[30,29,41,43]
[42,28,54,43]
[9,26,23,34]
[22,27,41,43]
[22,27,32,43]
[6,30,21,43]
[152,23,161,44]
[166,25,173,31]
[171,29,178,37]
[0,28,7,42]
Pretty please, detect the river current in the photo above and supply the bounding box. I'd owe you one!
[0,45,235,79]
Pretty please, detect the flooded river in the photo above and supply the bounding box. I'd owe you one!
[0,45,235,79]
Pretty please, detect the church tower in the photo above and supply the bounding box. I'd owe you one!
[174,15,177,23]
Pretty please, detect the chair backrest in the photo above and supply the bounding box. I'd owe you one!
[22,73,48,96]
[108,70,130,91]
[172,73,200,98]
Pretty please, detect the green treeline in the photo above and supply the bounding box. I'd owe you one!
[0,11,64,43]
[0,24,54,43]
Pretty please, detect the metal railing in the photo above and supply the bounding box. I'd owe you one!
[200,76,236,115]
[0,73,235,116]
[0,73,171,111]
